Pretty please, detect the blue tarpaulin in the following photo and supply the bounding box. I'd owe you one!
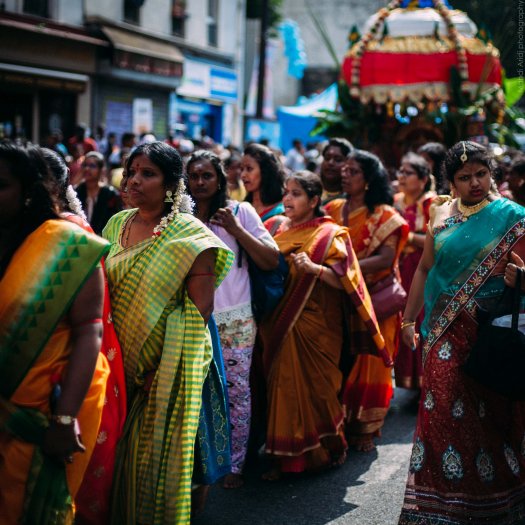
[277,83,338,152]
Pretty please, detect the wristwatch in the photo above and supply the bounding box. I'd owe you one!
[51,415,77,425]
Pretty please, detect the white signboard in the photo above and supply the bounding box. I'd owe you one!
[132,98,153,135]
[178,61,211,99]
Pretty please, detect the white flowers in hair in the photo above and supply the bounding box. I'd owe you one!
[152,178,193,237]
[66,185,87,220]
[178,193,195,214]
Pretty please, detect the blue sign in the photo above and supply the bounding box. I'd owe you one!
[210,67,237,102]
[176,98,211,116]
[245,118,280,149]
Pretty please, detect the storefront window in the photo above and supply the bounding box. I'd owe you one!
[23,0,49,17]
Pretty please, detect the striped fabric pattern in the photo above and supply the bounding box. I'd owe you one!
[104,210,233,525]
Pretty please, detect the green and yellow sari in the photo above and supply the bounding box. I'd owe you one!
[0,220,110,525]
[103,210,233,525]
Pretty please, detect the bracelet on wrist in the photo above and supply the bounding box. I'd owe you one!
[317,265,324,279]
[401,320,416,330]
[50,415,77,425]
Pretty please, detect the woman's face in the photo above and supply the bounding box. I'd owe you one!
[126,154,169,210]
[187,159,220,202]
[397,162,426,196]
[0,159,23,227]
[82,157,102,183]
[240,154,261,193]
[452,161,492,204]
[226,159,242,184]
[341,158,367,197]
[282,178,317,225]
[321,145,346,187]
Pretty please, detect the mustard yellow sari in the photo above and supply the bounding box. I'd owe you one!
[260,217,386,472]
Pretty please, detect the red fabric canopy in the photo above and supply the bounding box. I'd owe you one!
[342,51,501,89]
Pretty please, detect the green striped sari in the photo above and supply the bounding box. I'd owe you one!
[103,210,233,525]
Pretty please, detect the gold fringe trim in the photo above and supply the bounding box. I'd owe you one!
[347,36,500,57]
[354,81,500,104]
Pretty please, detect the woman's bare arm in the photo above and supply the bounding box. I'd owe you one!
[401,231,435,348]
[186,248,216,323]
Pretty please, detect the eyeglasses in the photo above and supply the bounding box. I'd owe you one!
[397,169,418,177]
[82,162,99,169]
[343,167,363,176]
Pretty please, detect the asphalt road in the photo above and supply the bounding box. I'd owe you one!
[192,388,418,525]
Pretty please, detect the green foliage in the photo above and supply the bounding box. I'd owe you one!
[310,81,382,147]
[504,78,525,108]
[487,106,525,147]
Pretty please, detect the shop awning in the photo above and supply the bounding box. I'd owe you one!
[101,26,183,64]
[0,62,88,92]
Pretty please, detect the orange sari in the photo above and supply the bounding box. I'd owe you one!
[326,200,408,440]
[260,217,387,472]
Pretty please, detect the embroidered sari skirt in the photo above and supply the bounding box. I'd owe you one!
[399,310,525,525]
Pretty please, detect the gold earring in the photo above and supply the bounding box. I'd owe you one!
[165,190,174,203]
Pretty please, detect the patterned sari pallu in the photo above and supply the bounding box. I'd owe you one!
[399,199,525,525]
[103,210,233,525]
[0,220,110,525]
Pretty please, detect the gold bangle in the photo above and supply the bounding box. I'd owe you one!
[401,320,416,330]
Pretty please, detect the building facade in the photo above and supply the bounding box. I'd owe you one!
[272,0,385,107]
[0,0,246,146]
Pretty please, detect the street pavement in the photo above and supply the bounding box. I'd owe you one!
[192,388,418,525]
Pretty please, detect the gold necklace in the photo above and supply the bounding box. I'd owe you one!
[457,196,490,218]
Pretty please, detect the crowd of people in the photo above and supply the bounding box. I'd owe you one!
[1,130,525,525]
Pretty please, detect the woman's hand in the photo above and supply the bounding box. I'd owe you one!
[504,251,525,289]
[42,421,85,463]
[401,324,419,351]
[291,252,319,275]
[210,208,242,236]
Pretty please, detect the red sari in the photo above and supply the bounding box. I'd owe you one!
[63,214,127,525]
[326,200,408,442]
[394,191,435,390]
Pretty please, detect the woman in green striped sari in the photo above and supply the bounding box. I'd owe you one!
[103,142,233,525]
